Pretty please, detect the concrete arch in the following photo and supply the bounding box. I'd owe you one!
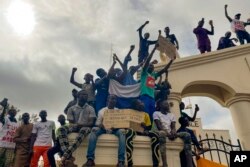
[181,80,236,107]
[155,44,250,149]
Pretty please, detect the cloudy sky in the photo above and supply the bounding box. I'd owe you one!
[1,0,250,143]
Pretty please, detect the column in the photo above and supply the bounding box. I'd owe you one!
[168,92,182,129]
[226,94,250,150]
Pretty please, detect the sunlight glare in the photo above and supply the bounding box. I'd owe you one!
[6,0,36,36]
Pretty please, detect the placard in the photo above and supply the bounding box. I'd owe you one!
[103,109,145,132]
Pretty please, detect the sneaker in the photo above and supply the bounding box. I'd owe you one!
[116,161,125,167]
[82,159,95,167]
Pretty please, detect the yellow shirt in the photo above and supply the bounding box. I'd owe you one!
[143,112,151,127]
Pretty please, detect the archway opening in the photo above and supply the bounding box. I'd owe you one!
[181,81,236,107]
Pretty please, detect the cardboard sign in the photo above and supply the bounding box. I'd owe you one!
[103,109,145,132]
[157,35,179,60]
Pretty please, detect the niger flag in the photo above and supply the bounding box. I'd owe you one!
[197,157,227,167]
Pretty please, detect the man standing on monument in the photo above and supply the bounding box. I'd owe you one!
[193,18,214,54]
[164,27,179,50]
[137,21,160,63]
[224,4,250,44]
[140,43,174,121]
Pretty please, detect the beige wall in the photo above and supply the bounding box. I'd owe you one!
[154,44,250,150]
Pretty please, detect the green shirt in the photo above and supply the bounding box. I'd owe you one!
[140,69,157,98]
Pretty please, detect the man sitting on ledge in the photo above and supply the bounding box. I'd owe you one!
[60,90,96,165]
[84,95,126,167]
[153,100,193,167]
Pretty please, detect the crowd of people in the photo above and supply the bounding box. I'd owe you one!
[0,4,249,167]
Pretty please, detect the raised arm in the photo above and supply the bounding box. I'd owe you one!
[137,21,149,39]
[143,43,159,71]
[0,98,8,124]
[113,53,127,83]
[156,59,174,77]
[70,68,83,89]
[189,104,199,122]
[123,45,135,70]
[224,5,232,22]
[148,30,161,45]
[114,53,126,72]
[107,55,117,79]
[207,20,214,35]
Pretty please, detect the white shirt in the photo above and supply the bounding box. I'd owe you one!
[231,19,245,32]
[153,111,176,133]
[0,116,20,148]
[95,107,118,126]
[32,120,55,146]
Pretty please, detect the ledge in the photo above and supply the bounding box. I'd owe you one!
[68,133,184,166]
[155,44,250,71]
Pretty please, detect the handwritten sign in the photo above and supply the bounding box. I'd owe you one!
[103,109,145,132]
[157,35,179,61]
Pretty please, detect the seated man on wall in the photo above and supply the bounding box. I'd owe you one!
[125,99,160,167]
[60,90,96,165]
[178,117,208,167]
[153,100,194,167]
[84,95,126,167]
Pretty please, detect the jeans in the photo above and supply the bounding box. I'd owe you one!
[140,95,155,122]
[86,127,126,162]
[236,30,250,44]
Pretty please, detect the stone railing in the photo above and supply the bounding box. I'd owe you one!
[69,133,184,167]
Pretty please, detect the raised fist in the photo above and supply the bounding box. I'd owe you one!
[72,67,77,72]
[130,45,135,50]
[225,4,228,8]
[209,20,213,26]
[158,30,161,35]
[145,21,149,24]
[195,104,200,112]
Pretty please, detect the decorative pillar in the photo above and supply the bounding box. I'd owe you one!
[226,94,250,150]
[168,92,182,129]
